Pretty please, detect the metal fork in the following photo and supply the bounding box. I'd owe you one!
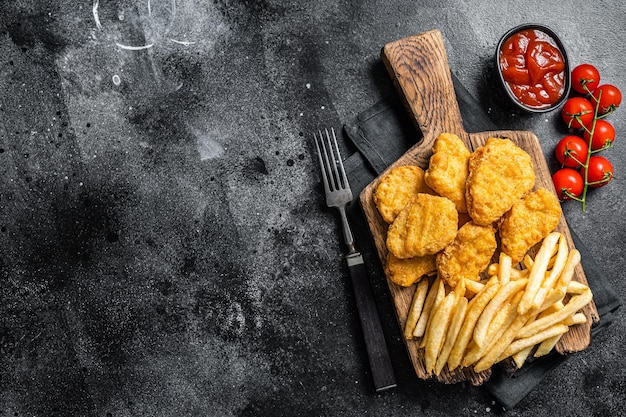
[314,127,396,392]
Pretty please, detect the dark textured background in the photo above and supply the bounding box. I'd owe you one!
[0,1,624,416]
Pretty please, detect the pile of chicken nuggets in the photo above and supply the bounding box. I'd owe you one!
[375,133,559,288]
[374,133,594,376]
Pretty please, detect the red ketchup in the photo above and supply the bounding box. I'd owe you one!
[499,29,566,109]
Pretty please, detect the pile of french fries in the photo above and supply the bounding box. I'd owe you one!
[403,231,593,376]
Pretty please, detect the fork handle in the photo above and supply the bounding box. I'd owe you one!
[338,206,356,253]
[346,252,397,392]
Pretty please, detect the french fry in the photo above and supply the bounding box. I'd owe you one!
[534,333,562,358]
[447,277,499,370]
[499,323,569,360]
[532,313,585,358]
[512,346,533,369]
[517,289,593,338]
[547,255,555,270]
[464,279,486,296]
[473,311,532,373]
[424,291,457,373]
[452,276,467,300]
[413,278,443,338]
[463,298,514,367]
[498,252,512,285]
[431,277,466,372]
[567,281,590,294]
[435,296,468,375]
[543,234,568,288]
[555,249,582,294]
[474,278,527,347]
[532,234,569,308]
[537,300,564,319]
[512,268,529,279]
[403,278,430,339]
[533,287,565,312]
[462,340,489,368]
[518,232,561,315]
[488,263,528,279]
[420,279,446,348]
[562,312,587,326]
[538,288,565,311]
[523,254,534,270]
[463,291,523,367]
[464,291,523,366]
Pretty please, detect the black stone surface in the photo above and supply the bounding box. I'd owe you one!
[0,1,624,416]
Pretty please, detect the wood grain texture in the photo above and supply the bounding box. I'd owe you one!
[361,29,599,384]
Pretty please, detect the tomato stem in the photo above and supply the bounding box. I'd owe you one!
[588,177,612,186]
[590,142,613,154]
[563,146,586,167]
[578,89,604,211]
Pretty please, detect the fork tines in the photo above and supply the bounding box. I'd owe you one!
[314,127,352,197]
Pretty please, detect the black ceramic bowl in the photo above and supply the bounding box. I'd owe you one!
[495,24,571,113]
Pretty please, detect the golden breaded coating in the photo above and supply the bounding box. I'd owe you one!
[466,138,536,226]
[387,193,458,259]
[436,222,497,287]
[385,252,436,287]
[374,165,433,223]
[500,187,562,264]
[424,133,471,212]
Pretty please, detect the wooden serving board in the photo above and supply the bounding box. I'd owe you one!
[359,29,599,385]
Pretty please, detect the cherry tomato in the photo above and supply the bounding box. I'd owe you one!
[591,84,622,114]
[561,97,594,129]
[552,168,584,200]
[582,155,614,188]
[571,64,600,94]
[555,136,589,168]
[584,119,616,151]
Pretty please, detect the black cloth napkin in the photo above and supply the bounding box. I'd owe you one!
[341,75,622,409]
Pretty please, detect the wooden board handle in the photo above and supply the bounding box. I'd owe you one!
[381,30,466,148]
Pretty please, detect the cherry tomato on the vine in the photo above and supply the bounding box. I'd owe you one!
[584,119,616,151]
[582,155,614,188]
[561,97,594,129]
[571,64,600,94]
[591,84,622,114]
[555,136,589,168]
[554,62,619,210]
[552,168,584,200]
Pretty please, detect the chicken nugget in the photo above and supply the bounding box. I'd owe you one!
[385,252,436,287]
[437,221,497,287]
[466,138,535,226]
[387,193,458,259]
[500,187,562,264]
[374,165,433,223]
[424,133,471,212]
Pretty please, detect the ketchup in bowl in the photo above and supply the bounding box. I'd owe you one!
[497,25,569,112]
